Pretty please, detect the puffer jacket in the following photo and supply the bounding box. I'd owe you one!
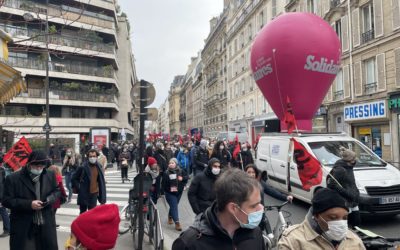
[172,202,265,250]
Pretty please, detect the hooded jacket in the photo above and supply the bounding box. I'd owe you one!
[172,202,265,250]
[188,159,220,215]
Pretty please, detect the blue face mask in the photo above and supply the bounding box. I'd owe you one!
[234,204,264,229]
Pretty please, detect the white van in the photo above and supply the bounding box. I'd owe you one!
[217,131,248,143]
[256,133,400,215]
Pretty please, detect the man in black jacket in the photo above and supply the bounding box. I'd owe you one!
[173,168,265,250]
[188,158,221,215]
[72,149,106,214]
[327,147,360,227]
[3,150,61,250]
[0,161,10,237]
[194,139,209,176]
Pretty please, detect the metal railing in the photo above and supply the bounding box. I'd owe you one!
[227,0,261,39]
[22,88,117,103]
[361,29,375,44]
[148,199,164,250]
[8,57,115,79]
[334,90,344,100]
[364,82,377,94]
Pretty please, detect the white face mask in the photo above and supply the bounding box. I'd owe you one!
[322,218,348,241]
[211,167,221,175]
[219,145,224,150]
[89,157,97,164]
[30,168,43,176]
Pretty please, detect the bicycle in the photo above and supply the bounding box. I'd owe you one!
[119,174,153,249]
[262,201,292,250]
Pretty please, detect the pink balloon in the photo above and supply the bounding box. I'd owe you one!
[250,13,341,131]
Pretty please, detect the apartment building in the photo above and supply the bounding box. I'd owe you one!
[286,0,400,162]
[0,0,137,152]
[192,55,205,135]
[225,0,285,145]
[202,12,228,138]
[169,75,184,136]
[157,98,170,134]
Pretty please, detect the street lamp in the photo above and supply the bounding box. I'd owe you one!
[23,0,51,156]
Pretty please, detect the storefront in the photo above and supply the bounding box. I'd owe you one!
[251,113,279,146]
[344,100,390,160]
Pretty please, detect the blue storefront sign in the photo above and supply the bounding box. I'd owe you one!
[344,100,386,121]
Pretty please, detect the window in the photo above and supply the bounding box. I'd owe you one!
[240,32,244,47]
[361,3,374,43]
[307,0,318,14]
[335,19,342,41]
[234,39,238,53]
[241,79,245,94]
[364,57,376,94]
[272,0,277,17]
[248,24,252,41]
[250,99,254,114]
[334,70,344,100]
[258,11,264,29]
[242,102,246,117]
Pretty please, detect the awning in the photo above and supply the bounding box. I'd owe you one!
[0,61,26,105]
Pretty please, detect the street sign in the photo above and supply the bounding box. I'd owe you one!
[42,123,52,132]
[131,81,156,107]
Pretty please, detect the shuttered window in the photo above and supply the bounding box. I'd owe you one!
[394,48,400,88]
[354,61,363,96]
[352,8,360,47]
[341,15,349,52]
[361,3,375,43]
[393,0,400,30]
[343,65,351,98]
[373,0,384,37]
[334,69,344,100]
[364,57,377,94]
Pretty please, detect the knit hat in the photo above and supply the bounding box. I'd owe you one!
[148,156,157,166]
[71,204,120,250]
[169,157,179,166]
[208,158,221,167]
[312,188,348,215]
[28,150,49,166]
[340,147,356,162]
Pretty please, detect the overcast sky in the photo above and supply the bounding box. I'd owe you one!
[118,0,223,108]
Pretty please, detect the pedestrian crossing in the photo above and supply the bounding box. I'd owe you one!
[56,167,137,233]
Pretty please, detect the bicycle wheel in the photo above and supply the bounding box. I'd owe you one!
[119,204,130,235]
[131,213,138,249]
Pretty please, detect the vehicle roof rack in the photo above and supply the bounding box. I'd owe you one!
[261,132,348,137]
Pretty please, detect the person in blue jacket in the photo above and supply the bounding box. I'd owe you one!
[177,145,191,175]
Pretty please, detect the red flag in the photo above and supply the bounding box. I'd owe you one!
[195,132,201,141]
[284,96,297,134]
[178,135,183,145]
[3,137,32,171]
[234,134,239,143]
[291,138,323,190]
[232,143,241,159]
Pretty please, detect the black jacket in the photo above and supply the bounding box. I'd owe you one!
[0,166,5,202]
[194,147,209,171]
[162,167,187,194]
[327,159,360,207]
[3,167,60,250]
[154,150,168,172]
[172,202,265,250]
[71,161,106,206]
[210,150,231,167]
[188,165,218,215]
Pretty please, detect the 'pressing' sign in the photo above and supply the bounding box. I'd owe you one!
[344,100,386,121]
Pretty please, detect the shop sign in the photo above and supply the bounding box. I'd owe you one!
[344,100,386,121]
[358,127,372,135]
[388,94,400,113]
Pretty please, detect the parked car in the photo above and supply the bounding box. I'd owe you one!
[256,133,400,216]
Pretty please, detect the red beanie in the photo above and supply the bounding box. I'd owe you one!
[148,156,157,166]
[71,204,120,250]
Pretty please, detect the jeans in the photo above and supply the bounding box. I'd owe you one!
[165,192,182,223]
[121,167,128,180]
[0,206,10,232]
[65,171,74,201]
[79,193,98,214]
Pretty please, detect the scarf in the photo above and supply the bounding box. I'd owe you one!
[31,173,44,226]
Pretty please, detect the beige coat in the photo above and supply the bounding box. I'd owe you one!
[278,219,365,250]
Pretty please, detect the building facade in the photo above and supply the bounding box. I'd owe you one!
[169,75,184,136]
[157,98,170,134]
[286,0,400,162]
[225,0,285,145]
[192,54,205,135]
[0,0,137,152]
[202,12,228,138]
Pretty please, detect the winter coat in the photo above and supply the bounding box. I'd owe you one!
[162,167,188,194]
[194,147,209,171]
[177,151,191,170]
[172,202,266,250]
[188,165,219,215]
[326,159,359,207]
[189,146,198,169]
[119,151,131,168]
[3,167,61,250]
[210,149,231,167]
[154,150,168,172]
[53,174,67,209]
[164,149,174,163]
[71,161,106,206]
[0,166,5,202]
[62,156,78,175]
[233,150,254,169]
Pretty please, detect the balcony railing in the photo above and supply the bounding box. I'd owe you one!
[207,73,218,84]
[227,0,261,39]
[334,90,344,100]
[361,29,375,44]
[2,25,115,54]
[8,57,115,79]
[330,0,340,8]
[20,88,117,103]
[364,82,377,95]
[4,0,115,30]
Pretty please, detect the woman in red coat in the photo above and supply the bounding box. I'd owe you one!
[48,165,67,227]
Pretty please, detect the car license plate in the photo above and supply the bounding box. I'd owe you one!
[380,196,400,204]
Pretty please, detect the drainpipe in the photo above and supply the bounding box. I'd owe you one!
[347,0,354,102]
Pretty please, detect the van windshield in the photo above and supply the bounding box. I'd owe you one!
[308,141,386,167]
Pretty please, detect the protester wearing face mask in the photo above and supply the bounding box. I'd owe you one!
[62,148,78,203]
[237,143,254,169]
[173,168,265,250]
[145,157,160,204]
[118,147,131,183]
[162,158,188,231]
[3,150,61,250]
[278,188,365,250]
[72,149,106,214]
[188,158,222,215]
[194,139,210,176]
[211,141,232,168]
